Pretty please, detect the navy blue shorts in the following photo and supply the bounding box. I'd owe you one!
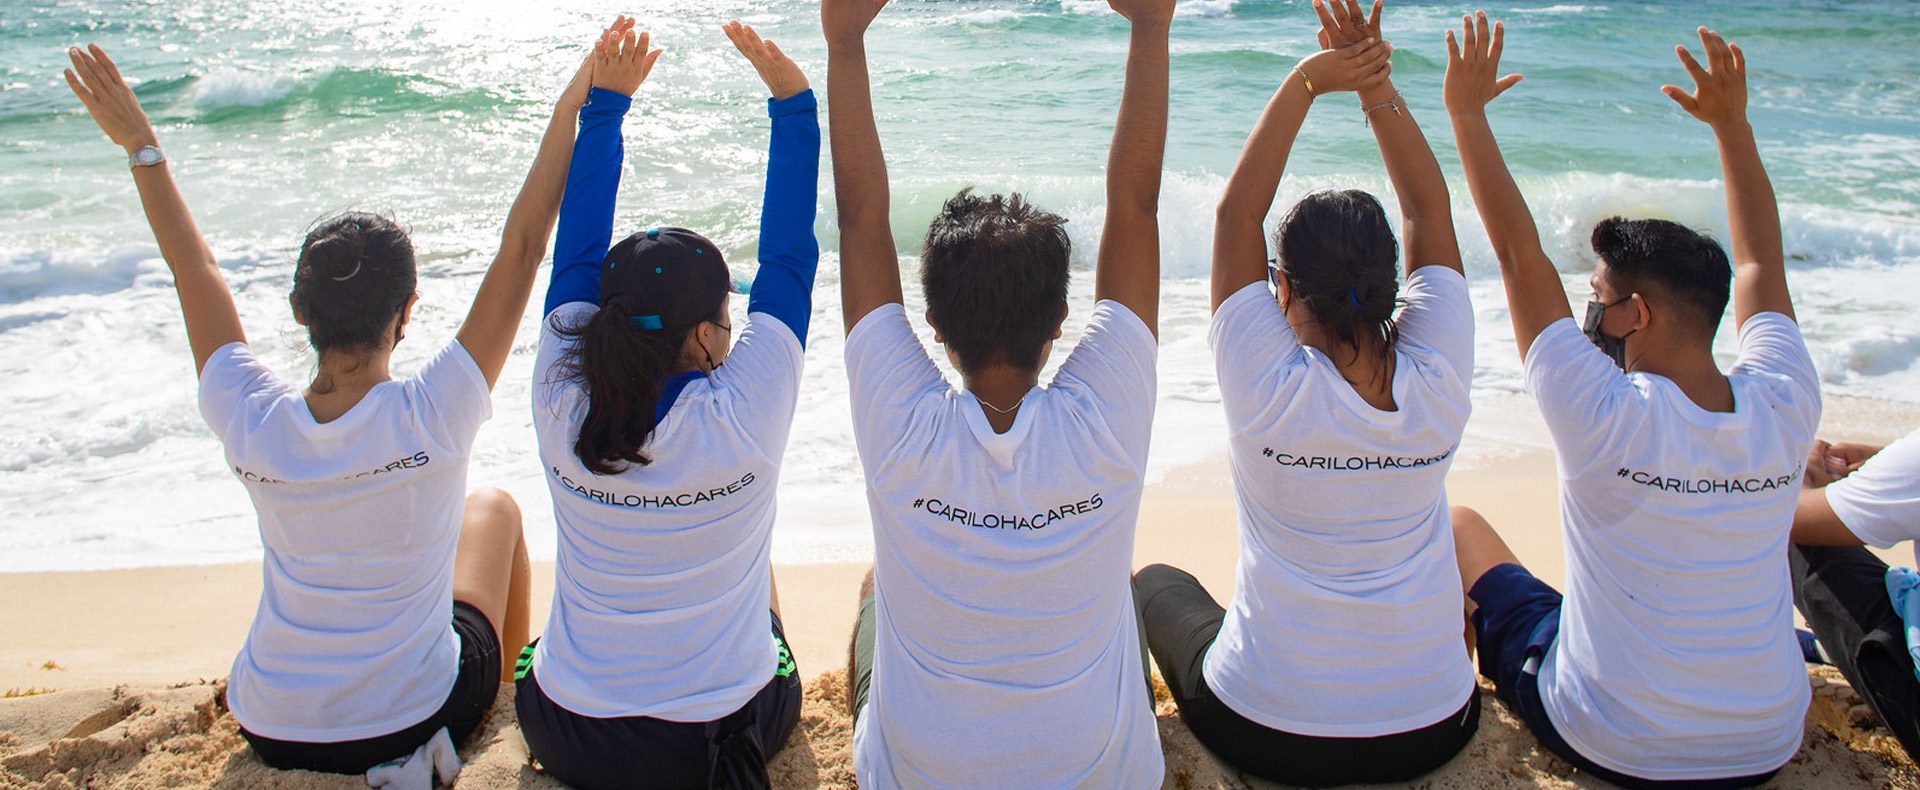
[1468,563,1778,790]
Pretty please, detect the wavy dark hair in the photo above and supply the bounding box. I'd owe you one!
[1273,189,1402,360]
[291,212,417,392]
[554,252,726,476]
[920,189,1072,373]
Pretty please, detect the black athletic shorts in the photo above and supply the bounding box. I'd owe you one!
[1469,562,1781,790]
[515,611,803,790]
[1134,563,1478,787]
[241,600,504,774]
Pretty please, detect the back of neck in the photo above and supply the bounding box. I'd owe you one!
[304,350,394,424]
[962,366,1040,435]
[1632,347,1733,414]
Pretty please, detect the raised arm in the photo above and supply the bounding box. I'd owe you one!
[1444,11,1564,357]
[457,22,641,389]
[1319,0,1460,278]
[1096,0,1175,336]
[66,44,244,375]
[1661,28,1791,326]
[542,19,663,317]
[724,21,821,346]
[823,0,903,333]
[1213,34,1393,309]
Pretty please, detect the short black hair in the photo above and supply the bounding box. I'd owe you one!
[920,189,1071,373]
[291,212,416,354]
[1273,189,1401,350]
[1590,217,1731,339]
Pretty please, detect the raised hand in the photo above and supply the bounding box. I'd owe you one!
[1444,11,1523,116]
[822,0,889,48]
[592,16,664,97]
[1663,27,1746,129]
[64,44,158,153]
[1107,0,1176,27]
[1315,0,1384,51]
[724,21,809,101]
[1296,38,1393,96]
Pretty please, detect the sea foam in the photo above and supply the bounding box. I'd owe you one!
[193,68,294,108]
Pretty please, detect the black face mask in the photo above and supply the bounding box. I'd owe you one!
[1582,296,1637,371]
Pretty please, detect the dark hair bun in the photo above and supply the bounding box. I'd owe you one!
[291,212,417,354]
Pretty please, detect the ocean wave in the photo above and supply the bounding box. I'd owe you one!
[950,9,1029,26]
[193,68,294,108]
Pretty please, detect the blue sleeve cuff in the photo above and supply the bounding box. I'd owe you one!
[585,86,633,116]
[768,89,817,118]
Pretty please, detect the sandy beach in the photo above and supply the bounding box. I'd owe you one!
[4,392,1919,789]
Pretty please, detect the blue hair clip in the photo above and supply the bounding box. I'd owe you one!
[629,314,664,331]
[1348,287,1362,308]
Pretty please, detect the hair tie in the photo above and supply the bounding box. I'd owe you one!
[1348,287,1362,308]
[330,260,362,282]
[628,314,664,331]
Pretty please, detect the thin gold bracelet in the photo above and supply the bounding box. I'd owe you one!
[1292,66,1315,98]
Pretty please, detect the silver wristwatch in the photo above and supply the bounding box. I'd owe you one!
[128,145,166,168]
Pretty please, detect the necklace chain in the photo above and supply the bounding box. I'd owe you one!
[976,393,1026,415]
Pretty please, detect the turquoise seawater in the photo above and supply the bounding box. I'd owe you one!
[1,0,1917,568]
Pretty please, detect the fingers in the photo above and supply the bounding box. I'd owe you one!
[1312,0,1339,37]
[1675,45,1708,86]
[1346,0,1367,30]
[1660,84,1698,113]
[1367,0,1383,30]
[1729,42,1745,77]
[89,43,124,86]
[764,39,790,66]
[1488,19,1504,63]
[1474,10,1489,56]
[62,68,95,105]
[1459,13,1476,55]
[1445,28,1461,64]
[1491,72,1523,98]
[1318,29,1331,49]
[640,48,663,81]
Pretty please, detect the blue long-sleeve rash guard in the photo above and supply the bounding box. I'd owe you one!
[544,86,821,339]
[542,86,820,421]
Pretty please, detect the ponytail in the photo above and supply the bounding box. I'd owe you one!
[555,297,703,475]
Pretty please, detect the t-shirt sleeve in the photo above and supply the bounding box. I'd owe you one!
[1524,317,1639,476]
[845,304,947,463]
[1393,266,1475,380]
[415,339,495,449]
[1209,282,1303,426]
[709,312,805,444]
[1728,311,1822,442]
[197,342,285,448]
[1053,300,1159,462]
[1826,428,1920,549]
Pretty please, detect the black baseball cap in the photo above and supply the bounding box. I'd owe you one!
[600,227,733,331]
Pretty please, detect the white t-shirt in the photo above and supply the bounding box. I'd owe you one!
[1827,427,1920,564]
[198,340,491,742]
[1204,267,1477,737]
[847,302,1164,790]
[529,304,801,721]
[1526,312,1819,780]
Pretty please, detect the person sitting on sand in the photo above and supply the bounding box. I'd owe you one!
[1133,1,1479,784]
[1790,427,1920,760]
[510,18,819,790]
[821,0,1171,785]
[1444,13,1817,789]
[58,21,608,775]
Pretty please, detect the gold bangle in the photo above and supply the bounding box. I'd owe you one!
[1292,66,1315,98]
